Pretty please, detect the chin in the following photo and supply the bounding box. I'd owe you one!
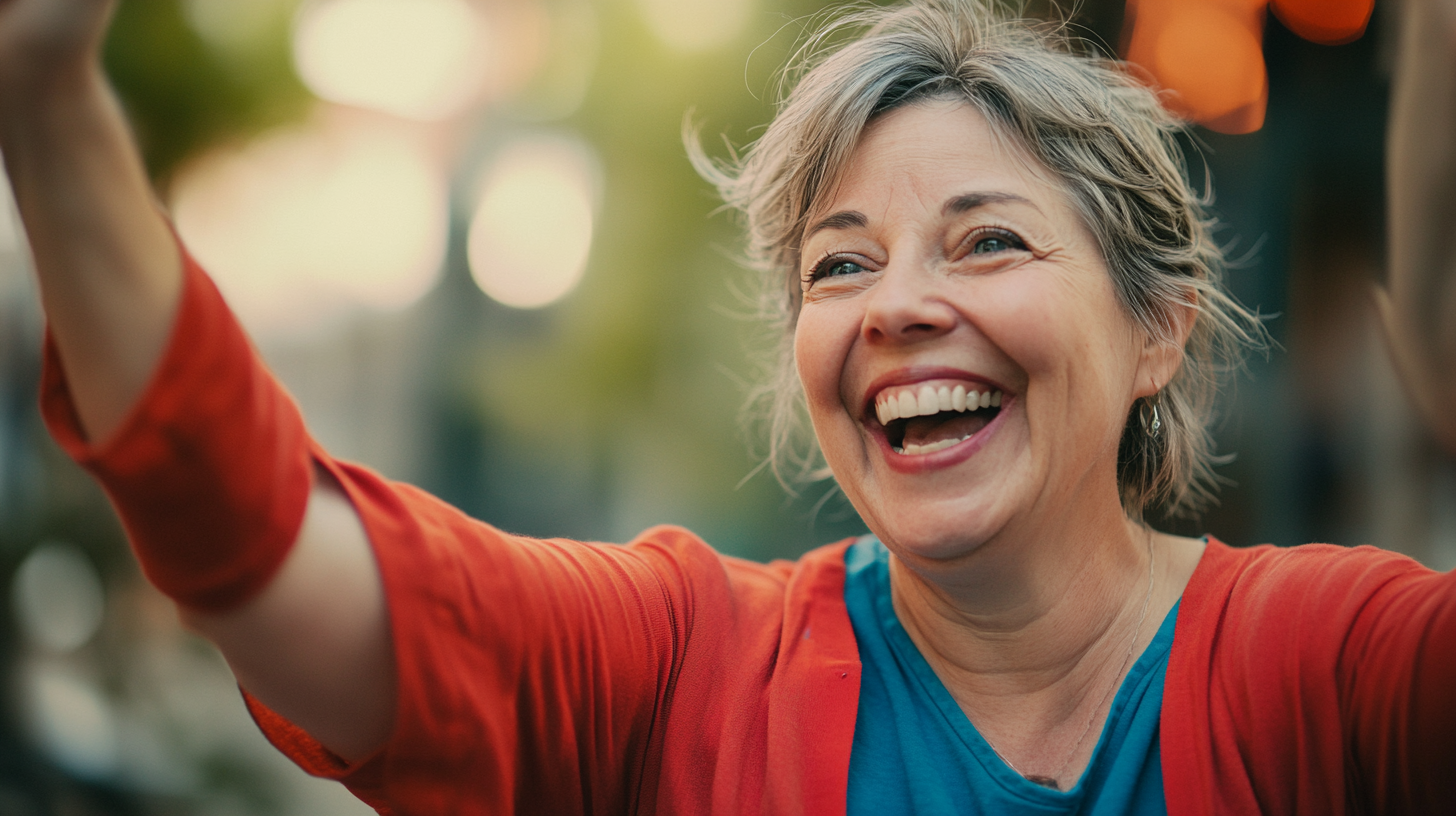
[859,503,1003,566]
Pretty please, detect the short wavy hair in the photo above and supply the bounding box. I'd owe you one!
[692,0,1266,519]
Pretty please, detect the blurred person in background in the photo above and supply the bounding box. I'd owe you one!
[0,0,1453,814]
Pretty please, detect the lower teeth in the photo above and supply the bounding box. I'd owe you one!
[896,435,969,455]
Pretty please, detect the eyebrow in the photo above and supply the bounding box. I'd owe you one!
[805,191,1039,240]
[805,210,867,239]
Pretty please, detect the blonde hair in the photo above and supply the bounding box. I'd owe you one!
[692,0,1266,519]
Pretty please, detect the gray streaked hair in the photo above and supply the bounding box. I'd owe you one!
[691,0,1266,519]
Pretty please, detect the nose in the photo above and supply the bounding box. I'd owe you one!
[860,264,957,345]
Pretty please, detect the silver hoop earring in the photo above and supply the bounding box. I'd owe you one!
[1140,396,1162,439]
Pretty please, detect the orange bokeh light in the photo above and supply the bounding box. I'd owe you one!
[1122,0,1374,134]
[1271,0,1374,45]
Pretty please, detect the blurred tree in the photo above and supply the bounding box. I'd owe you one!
[103,0,310,184]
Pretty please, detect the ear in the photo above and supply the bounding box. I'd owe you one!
[1134,292,1197,399]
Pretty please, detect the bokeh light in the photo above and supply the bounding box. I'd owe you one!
[635,0,754,53]
[514,1,599,122]
[20,661,118,780]
[293,0,488,121]
[1122,0,1374,133]
[1123,0,1267,133]
[468,135,599,309]
[13,542,105,654]
[1270,0,1374,45]
[185,0,292,53]
[172,118,448,337]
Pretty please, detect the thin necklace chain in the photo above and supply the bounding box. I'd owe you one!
[984,526,1157,791]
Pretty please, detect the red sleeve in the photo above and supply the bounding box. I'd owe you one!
[1339,549,1456,812]
[1164,539,1456,816]
[241,476,700,815]
[38,242,703,814]
[39,247,311,611]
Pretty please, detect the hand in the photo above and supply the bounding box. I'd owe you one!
[0,0,115,107]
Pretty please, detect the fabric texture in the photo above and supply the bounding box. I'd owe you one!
[39,249,1456,815]
[40,247,312,611]
[1162,538,1456,816]
[845,535,1175,815]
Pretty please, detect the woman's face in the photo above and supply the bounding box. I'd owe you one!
[794,100,1170,564]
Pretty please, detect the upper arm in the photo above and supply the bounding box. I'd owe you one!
[216,465,696,812]
[182,465,394,763]
[1339,565,1456,812]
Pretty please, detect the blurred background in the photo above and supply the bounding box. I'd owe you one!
[0,0,1450,812]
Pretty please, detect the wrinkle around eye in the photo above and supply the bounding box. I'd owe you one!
[950,246,1033,277]
[802,268,877,302]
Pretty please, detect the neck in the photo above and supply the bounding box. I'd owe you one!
[885,510,1196,789]
[889,512,1150,696]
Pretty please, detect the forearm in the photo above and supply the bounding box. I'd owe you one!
[1,59,180,442]
[37,248,393,763]
[4,6,393,763]
[1384,0,1456,448]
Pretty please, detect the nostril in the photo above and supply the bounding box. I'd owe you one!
[860,286,958,342]
[865,321,942,342]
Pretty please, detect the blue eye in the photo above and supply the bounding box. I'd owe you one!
[810,257,868,281]
[970,229,1026,255]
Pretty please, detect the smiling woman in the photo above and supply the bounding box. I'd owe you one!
[795,101,1165,555]
[2,0,1454,813]
[696,5,1263,524]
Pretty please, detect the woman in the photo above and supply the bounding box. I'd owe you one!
[1,0,1452,813]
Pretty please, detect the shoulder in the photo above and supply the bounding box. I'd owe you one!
[1163,539,1456,813]
[619,528,860,692]
[1187,538,1434,614]
[622,525,855,619]
[1176,537,1444,666]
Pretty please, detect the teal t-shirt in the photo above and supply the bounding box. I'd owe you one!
[844,537,1174,815]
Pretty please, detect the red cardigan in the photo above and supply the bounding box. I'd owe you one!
[41,251,1456,814]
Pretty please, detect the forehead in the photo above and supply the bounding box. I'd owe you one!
[810,99,1075,226]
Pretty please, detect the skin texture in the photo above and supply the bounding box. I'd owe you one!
[795,100,1204,788]
[0,0,178,438]
[0,0,391,762]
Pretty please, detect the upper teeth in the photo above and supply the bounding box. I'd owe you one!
[874,383,1003,426]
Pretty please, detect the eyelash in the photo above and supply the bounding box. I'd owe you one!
[963,226,1028,255]
[804,253,869,284]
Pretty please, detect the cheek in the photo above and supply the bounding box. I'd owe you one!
[794,311,833,393]
[793,306,860,431]
[972,270,1136,378]
[964,277,1067,372]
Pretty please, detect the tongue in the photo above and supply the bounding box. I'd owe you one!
[903,413,990,448]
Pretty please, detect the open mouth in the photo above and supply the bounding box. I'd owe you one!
[873,381,1004,455]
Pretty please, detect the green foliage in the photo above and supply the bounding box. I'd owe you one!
[102,0,309,184]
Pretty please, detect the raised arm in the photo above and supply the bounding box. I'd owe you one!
[1382,0,1456,453]
[0,0,392,761]
[0,0,177,431]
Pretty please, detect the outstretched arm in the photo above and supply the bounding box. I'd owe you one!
[0,0,392,761]
[0,0,178,433]
[1382,0,1456,452]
